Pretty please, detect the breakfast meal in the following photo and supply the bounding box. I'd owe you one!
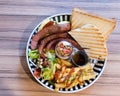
[28,8,116,91]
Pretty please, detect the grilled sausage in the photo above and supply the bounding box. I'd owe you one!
[30,40,38,50]
[30,23,70,50]
[46,38,84,52]
[38,33,68,55]
[42,21,54,29]
[30,21,54,50]
[46,38,62,52]
[65,38,83,50]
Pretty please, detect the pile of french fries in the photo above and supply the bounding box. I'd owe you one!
[55,59,96,91]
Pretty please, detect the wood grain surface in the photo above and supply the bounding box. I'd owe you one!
[0,0,120,96]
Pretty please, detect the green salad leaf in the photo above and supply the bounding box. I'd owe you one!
[28,49,40,59]
[42,62,56,80]
[41,50,57,80]
[45,50,55,59]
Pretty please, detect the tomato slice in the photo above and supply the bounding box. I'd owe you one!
[54,71,60,79]
[59,43,64,48]
[34,68,41,78]
[63,49,71,54]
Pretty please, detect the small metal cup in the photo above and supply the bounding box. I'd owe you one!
[71,50,88,67]
[55,40,73,59]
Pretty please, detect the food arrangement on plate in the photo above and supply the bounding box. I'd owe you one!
[26,8,116,93]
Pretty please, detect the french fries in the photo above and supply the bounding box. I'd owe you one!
[56,58,73,67]
[54,62,96,90]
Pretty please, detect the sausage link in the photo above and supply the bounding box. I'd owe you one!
[38,33,68,55]
[30,23,70,50]
[42,21,54,29]
[46,38,63,52]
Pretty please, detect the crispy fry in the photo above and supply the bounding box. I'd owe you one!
[60,59,73,67]
[55,83,66,91]
[54,63,96,90]
[56,58,73,67]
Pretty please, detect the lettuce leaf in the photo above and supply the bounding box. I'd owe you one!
[41,50,57,80]
[28,49,40,59]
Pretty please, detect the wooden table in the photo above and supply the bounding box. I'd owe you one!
[0,0,120,96]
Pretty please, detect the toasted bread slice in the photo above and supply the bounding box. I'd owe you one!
[71,8,116,40]
[69,28,108,60]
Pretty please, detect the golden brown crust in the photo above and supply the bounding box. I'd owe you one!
[69,28,108,60]
[73,8,116,23]
[71,7,116,40]
[104,18,117,40]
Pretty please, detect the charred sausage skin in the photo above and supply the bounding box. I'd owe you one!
[30,23,70,50]
[38,33,68,55]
